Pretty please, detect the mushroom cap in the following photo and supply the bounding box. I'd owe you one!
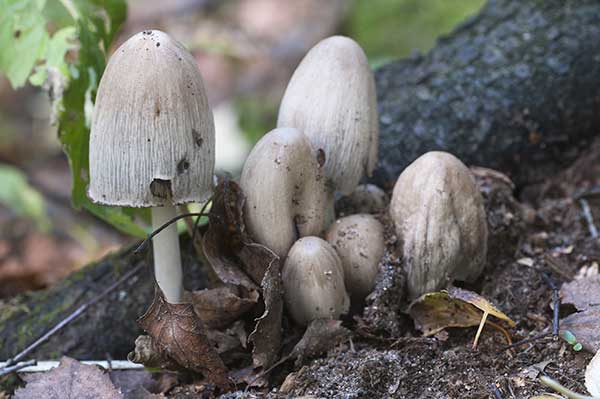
[336,183,389,216]
[282,236,349,326]
[277,35,378,195]
[240,127,328,258]
[88,30,215,207]
[390,151,488,299]
[326,214,384,300]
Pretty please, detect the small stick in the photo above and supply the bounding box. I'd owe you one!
[0,360,37,377]
[3,263,144,369]
[498,332,551,352]
[541,272,560,337]
[134,212,213,254]
[579,199,599,239]
[539,375,596,399]
[490,383,503,399]
[0,360,143,374]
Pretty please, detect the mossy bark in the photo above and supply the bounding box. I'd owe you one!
[0,238,208,361]
[373,0,600,188]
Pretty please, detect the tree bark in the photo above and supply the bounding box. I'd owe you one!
[373,0,600,189]
[0,238,209,361]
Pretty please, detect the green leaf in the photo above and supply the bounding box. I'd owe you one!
[0,163,51,231]
[0,0,49,87]
[29,25,77,86]
[573,343,583,352]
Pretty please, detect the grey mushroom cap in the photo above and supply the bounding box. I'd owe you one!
[390,151,488,299]
[240,127,328,258]
[282,236,350,326]
[88,30,215,207]
[277,35,378,195]
[326,214,384,300]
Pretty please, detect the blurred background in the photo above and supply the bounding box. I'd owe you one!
[0,0,483,297]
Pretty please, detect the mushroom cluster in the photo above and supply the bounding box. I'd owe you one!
[241,36,385,326]
[89,30,488,333]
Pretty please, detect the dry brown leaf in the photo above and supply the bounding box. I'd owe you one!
[560,275,600,312]
[138,289,233,391]
[290,319,351,366]
[202,180,284,369]
[408,287,515,337]
[192,285,259,329]
[109,370,163,399]
[561,308,600,353]
[14,357,122,399]
[249,250,283,369]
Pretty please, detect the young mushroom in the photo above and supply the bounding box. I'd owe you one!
[240,127,328,258]
[282,236,349,326]
[88,30,214,303]
[390,151,488,299]
[325,214,384,301]
[277,36,378,224]
[335,183,389,216]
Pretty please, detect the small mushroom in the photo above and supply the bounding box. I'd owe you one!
[240,127,328,258]
[277,36,378,197]
[88,30,215,303]
[335,184,389,216]
[390,151,488,299]
[326,214,384,300]
[282,237,349,326]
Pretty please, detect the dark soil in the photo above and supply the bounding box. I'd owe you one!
[213,142,600,398]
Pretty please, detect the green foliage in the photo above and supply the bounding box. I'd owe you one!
[0,0,149,237]
[0,163,50,231]
[346,0,485,62]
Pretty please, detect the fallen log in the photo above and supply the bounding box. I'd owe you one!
[373,0,600,188]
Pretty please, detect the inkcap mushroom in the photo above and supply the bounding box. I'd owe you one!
[282,236,349,326]
[277,36,378,198]
[88,30,215,303]
[326,214,384,300]
[335,183,389,216]
[240,127,328,258]
[390,151,488,299]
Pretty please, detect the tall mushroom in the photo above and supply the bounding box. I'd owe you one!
[240,127,328,258]
[277,36,378,207]
[88,30,214,303]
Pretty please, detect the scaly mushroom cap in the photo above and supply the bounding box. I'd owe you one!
[390,151,488,299]
[282,237,349,326]
[277,36,378,195]
[240,127,328,258]
[326,214,384,300]
[88,30,215,207]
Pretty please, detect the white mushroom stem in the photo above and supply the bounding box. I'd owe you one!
[151,203,183,303]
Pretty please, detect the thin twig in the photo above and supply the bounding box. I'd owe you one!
[3,263,144,369]
[498,332,551,352]
[133,212,213,254]
[0,360,37,377]
[579,199,599,238]
[541,272,560,337]
[539,375,596,399]
[0,360,143,374]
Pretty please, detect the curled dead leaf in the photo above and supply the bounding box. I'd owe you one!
[138,289,233,392]
[192,285,259,329]
[408,287,514,347]
[202,180,284,370]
